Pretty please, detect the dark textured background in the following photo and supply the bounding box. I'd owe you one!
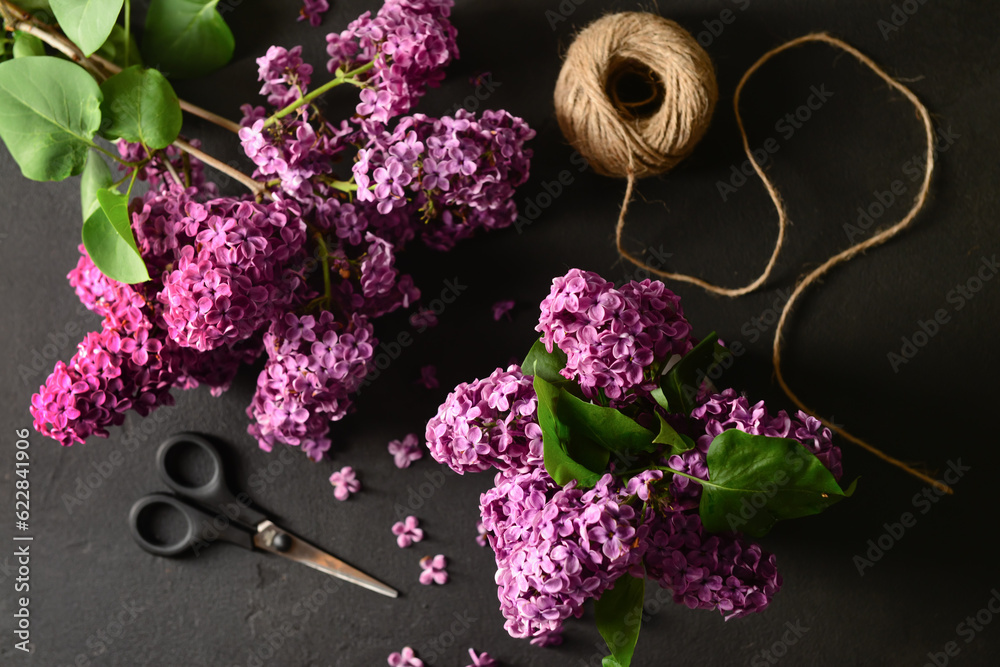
[1,0,998,665]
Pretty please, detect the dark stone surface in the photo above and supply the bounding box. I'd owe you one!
[1,0,998,665]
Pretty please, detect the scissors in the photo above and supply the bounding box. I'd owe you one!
[128,432,398,598]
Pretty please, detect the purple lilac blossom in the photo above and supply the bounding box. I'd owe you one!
[536,269,695,402]
[418,554,448,585]
[416,364,439,389]
[326,0,458,122]
[330,466,361,500]
[31,0,536,460]
[492,300,515,321]
[479,470,646,645]
[388,433,424,468]
[392,516,424,547]
[643,510,781,619]
[246,312,375,461]
[299,0,329,27]
[353,110,535,250]
[256,45,313,108]
[425,364,542,474]
[158,197,307,352]
[464,649,498,667]
[387,647,423,667]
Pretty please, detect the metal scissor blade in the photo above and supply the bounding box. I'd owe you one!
[253,521,398,598]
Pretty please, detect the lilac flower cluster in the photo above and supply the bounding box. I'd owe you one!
[299,0,330,28]
[537,269,695,402]
[644,511,781,619]
[693,388,842,480]
[158,197,307,352]
[31,0,535,459]
[30,305,173,446]
[257,45,313,108]
[354,110,535,250]
[426,268,846,647]
[247,312,375,461]
[666,388,843,507]
[425,364,543,474]
[36,237,265,446]
[480,470,644,645]
[326,0,458,123]
[35,155,293,446]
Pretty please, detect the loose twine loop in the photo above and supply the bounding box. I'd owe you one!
[554,13,950,494]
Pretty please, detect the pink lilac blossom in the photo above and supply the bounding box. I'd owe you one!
[426,269,844,648]
[392,516,424,548]
[479,470,646,645]
[464,649,498,667]
[387,647,423,667]
[31,320,172,447]
[492,300,515,321]
[536,269,695,402]
[425,364,542,474]
[643,510,781,619]
[256,45,313,108]
[31,0,536,461]
[353,110,535,250]
[666,388,844,507]
[476,518,487,547]
[239,116,354,202]
[157,197,307,352]
[326,0,458,122]
[299,0,329,27]
[693,388,842,480]
[388,433,424,468]
[416,364,438,389]
[329,466,361,500]
[246,312,375,461]
[409,308,438,329]
[418,554,448,585]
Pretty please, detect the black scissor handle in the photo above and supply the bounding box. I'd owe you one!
[128,493,254,557]
[155,432,266,528]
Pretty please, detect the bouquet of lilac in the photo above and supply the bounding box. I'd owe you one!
[426,269,854,665]
[26,0,535,460]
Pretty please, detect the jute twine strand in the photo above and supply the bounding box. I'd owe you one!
[557,17,949,493]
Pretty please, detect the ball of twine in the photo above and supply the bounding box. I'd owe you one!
[554,12,717,179]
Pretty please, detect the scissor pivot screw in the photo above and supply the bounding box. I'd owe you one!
[272,533,292,552]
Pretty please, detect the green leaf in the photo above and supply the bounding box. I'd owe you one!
[82,188,149,283]
[17,0,53,13]
[649,386,670,411]
[554,387,657,457]
[533,373,608,488]
[522,338,570,386]
[81,151,114,220]
[142,0,234,79]
[698,429,856,537]
[12,32,45,58]
[653,413,696,453]
[50,0,125,57]
[0,56,103,181]
[96,24,143,68]
[595,574,645,667]
[658,332,729,416]
[99,66,181,149]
